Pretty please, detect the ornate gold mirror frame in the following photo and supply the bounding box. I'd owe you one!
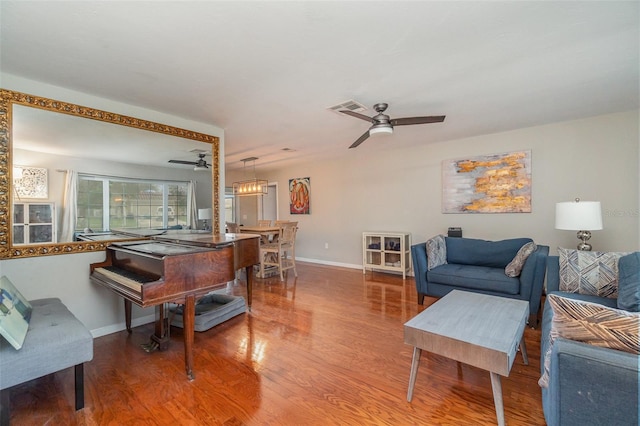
[0,89,220,259]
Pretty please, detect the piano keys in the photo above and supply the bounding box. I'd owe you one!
[90,234,260,380]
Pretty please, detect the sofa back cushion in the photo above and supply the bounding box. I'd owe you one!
[617,252,640,312]
[445,237,533,268]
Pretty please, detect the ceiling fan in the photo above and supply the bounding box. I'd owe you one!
[168,153,211,170]
[340,103,445,149]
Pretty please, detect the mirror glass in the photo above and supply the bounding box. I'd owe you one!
[0,90,220,259]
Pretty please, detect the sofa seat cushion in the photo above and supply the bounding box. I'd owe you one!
[427,264,520,295]
[446,237,533,268]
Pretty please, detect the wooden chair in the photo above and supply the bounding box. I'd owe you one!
[226,222,240,233]
[258,220,272,227]
[259,221,298,281]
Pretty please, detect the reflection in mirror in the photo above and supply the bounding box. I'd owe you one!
[0,89,220,259]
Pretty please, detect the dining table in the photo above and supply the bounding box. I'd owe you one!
[239,225,280,243]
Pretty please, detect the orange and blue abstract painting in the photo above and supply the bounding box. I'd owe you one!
[442,150,531,213]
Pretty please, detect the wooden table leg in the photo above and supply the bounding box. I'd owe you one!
[520,335,529,365]
[407,346,422,402]
[124,299,132,332]
[183,294,195,381]
[245,265,253,311]
[490,372,505,426]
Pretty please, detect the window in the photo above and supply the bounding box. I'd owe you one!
[76,176,189,232]
[224,187,235,224]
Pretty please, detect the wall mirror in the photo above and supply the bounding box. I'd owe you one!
[0,89,220,259]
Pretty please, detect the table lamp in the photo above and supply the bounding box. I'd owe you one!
[198,208,212,231]
[555,198,603,251]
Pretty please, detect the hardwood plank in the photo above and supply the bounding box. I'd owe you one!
[5,262,545,425]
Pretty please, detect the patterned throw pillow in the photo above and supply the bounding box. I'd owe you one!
[505,242,537,277]
[426,235,447,271]
[538,294,640,388]
[559,248,630,298]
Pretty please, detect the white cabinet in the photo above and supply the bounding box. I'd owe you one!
[362,232,411,279]
[13,203,57,245]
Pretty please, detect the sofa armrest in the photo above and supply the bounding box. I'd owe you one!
[546,256,560,293]
[518,244,548,317]
[411,242,428,304]
[542,338,639,426]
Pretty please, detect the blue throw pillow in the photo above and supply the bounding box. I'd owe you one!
[617,252,640,312]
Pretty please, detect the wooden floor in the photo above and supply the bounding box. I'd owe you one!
[6,262,546,425]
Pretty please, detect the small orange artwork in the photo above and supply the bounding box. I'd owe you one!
[442,150,532,213]
[289,177,310,215]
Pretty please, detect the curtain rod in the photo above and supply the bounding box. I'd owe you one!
[55,169,191,184]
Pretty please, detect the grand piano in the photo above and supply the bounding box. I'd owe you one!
[90,232,260,380]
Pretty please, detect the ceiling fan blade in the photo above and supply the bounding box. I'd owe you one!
[391,115,446,126]
[168,160,197,165]
[348,131,371,149]
[340,110,375,123]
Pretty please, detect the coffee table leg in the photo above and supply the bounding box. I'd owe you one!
[407,347,422,402]
[519,335,529,365]
[490,372,505,426]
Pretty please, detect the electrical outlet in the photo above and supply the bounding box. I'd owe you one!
[324,242,329,249]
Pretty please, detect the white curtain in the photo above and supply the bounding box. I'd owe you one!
[60,170,78,242]
[187,180,198,229]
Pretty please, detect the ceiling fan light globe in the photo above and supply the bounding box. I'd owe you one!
[369,126,393,136]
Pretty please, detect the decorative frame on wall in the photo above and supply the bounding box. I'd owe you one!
[442,150,532,214]
[13,166,48,199]
[0,88,221,259]
[289,177,310,215]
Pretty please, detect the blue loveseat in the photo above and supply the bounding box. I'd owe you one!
[540,253,639,426]
[411,237,548,325]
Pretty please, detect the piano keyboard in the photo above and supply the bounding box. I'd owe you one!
[93,266,156,292]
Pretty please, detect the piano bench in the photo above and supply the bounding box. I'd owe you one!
[0,298,94,425]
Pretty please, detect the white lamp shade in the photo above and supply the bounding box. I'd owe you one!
[198,208,212,220]
[555,201,603,231]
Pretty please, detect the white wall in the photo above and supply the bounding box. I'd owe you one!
[229,110,639,269]
[0,75,225,336]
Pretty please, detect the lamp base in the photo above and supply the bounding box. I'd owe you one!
[576,230,592,251]
[201,220,210,231]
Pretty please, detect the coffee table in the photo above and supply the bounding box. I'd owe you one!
[404,290,529,426]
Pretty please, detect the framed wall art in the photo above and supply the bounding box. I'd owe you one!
[289,177,310,215]
[442,150,531,214]
[13,166,48,199]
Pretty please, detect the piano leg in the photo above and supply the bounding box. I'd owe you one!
[143,304,171,353]
[245,265,253,311]
[124,299,132,333]
[183,294,196,381]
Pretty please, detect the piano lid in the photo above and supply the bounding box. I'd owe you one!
[109,240,219,257]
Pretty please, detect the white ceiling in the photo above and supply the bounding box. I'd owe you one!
[2,1,638,172]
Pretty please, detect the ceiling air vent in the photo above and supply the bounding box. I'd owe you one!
[327,100,367,115]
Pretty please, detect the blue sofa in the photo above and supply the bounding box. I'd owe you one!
[411,237,549,325]
[540,255,639,426]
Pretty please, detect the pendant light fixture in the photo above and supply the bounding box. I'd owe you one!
[232,157,268,196]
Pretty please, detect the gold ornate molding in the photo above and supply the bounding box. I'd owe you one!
[0,88,221,259]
